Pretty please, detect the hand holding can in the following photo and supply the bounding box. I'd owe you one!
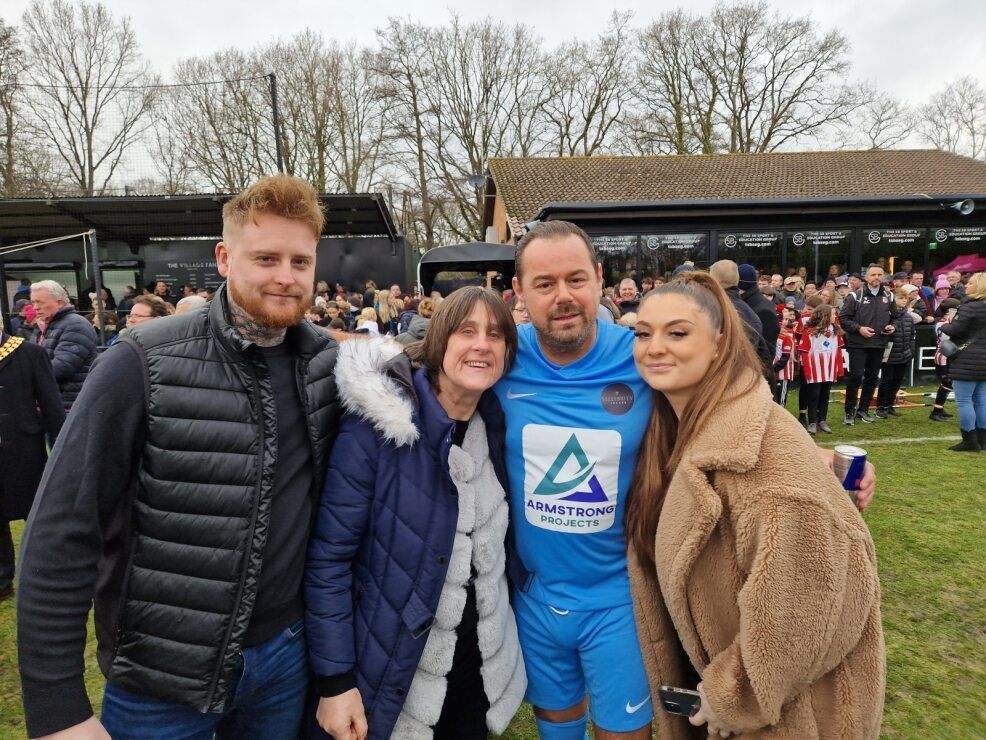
[833,445,867,506]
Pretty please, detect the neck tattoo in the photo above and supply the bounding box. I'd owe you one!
[227,292,286,347]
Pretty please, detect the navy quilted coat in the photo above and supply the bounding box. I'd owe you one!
[304,363,509,739]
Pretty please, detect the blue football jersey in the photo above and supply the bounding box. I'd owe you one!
[494,320,652,610]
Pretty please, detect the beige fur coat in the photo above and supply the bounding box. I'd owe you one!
[629,379,885,739]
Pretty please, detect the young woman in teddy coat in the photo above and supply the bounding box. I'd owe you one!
[626,272,885,739]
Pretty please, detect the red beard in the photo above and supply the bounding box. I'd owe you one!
[229,281,311,329]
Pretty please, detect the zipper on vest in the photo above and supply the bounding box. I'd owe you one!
[205,360,266,710]
[295,361,320,512]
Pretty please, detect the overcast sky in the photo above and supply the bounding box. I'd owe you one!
[4,0,984,107]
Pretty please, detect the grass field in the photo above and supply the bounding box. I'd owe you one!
[1,387,983,738]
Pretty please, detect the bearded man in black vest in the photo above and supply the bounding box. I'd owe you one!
[18,175,341,740]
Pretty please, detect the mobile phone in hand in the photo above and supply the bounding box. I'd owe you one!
[658,685,701,717]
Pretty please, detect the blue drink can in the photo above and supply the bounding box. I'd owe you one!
[833,444,867,502]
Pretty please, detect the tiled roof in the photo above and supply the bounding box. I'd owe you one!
[488,150,986,234]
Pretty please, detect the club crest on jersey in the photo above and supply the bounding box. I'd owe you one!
[523,424,620,534]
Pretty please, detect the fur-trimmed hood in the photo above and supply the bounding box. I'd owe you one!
[334,336,419,446]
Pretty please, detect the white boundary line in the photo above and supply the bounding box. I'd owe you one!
[817,435,961,447]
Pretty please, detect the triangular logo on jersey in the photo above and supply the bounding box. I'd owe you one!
[533,433,597,495]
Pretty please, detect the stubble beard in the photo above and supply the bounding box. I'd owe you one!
[532,303,595,358]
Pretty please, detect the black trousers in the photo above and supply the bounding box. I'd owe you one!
[796,366,808,416]
[774,377,790,407]
[803,382,833,423]
[0,520,14,591]
[934,365,952,409]
[844,347,884,414]
[433,586,489,740]
[876,363,908,408]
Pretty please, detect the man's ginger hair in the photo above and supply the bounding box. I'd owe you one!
[222,174,325,241]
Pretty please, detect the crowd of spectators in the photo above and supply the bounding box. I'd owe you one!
[5,262,983,444]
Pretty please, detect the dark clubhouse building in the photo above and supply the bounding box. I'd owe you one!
[483,150,986,288]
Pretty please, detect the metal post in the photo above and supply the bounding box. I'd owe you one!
[89,230,107,347]
[269,73,285,173]
[0,238,10,334]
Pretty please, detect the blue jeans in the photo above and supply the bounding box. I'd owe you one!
[101,619,308,739]
[952,380,986,432]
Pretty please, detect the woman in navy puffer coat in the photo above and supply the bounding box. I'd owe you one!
[304,288,527,740]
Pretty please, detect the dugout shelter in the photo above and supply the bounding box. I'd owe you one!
[0,193,408,334]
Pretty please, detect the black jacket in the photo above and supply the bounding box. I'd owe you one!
[17,286,340,737]
[724,287,774,387]
[839,286,901,349]
[941,297,986,381]
[725,286,763,336]
[740,287,780,350]
[884,310,916,365]
[33,305,97,408]
[0,333,64,521]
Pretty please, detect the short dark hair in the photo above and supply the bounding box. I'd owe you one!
[405,286,517,388]
[308,305,326,319]
[515,220,596,283]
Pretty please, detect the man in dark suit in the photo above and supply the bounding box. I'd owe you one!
[0,330,65,599]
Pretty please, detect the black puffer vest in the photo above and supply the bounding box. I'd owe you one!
[103,286,339,712]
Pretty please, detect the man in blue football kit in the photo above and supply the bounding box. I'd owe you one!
[495,221,877,739]
[494,221,654,739]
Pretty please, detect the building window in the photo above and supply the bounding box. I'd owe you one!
[592,235,639,289]
[928,226,986,274]
[786,229,851,283]
[638,233,709,282]
[861,228,927,275]
[591,233,711,289]
[717,231,783,275]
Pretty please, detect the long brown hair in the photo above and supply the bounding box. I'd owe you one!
[626,271,761,569]
[805,304,843,336]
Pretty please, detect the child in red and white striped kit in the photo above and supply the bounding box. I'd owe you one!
[773,307,799,406]
[798,304,845,435]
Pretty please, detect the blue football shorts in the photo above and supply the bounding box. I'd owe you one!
[513,590,653,732]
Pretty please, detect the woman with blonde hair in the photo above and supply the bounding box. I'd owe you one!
[940,271,986,451]
[625,271,884,738]
[376,289,404,335]
[355,307,380,334]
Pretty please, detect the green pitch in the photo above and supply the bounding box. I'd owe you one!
[2,392,983,737]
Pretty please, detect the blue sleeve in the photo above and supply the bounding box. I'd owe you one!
[304,413,379,679]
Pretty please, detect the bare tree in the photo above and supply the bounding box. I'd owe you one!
[0,18,25,195]
[699,1,858,153]
[149,114,194,195]
[543,12,634,157]
[20,0,157,195]
[423,17,550,241]
[269,32,386,193]
[375,18,439,249]
[165,50,274,191]
[838,85,913,150]
[917,77,986,159]
[627,10,721,155]
[319,43,387,192]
